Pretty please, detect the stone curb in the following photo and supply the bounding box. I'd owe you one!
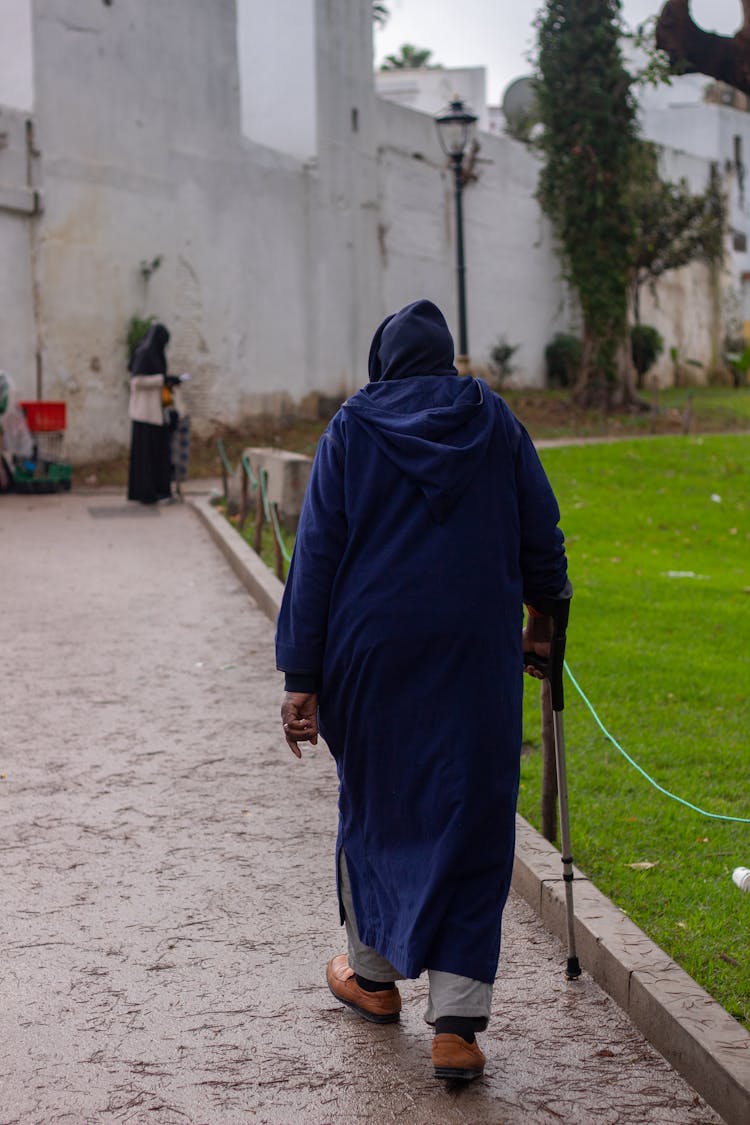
[513,820,750,1125]
[189,494,284,624]
[189,493,750,1125]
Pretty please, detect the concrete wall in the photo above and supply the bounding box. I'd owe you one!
[0,0,33,111]
[0,105,37,397]
[238,0,316,161]
[376,96,569,385]
[311,0,382,395]
[29,0,319,460]
[376,67,490,132]
[639,73,750,288]
[632,147,727,385]
[24,0,391,460]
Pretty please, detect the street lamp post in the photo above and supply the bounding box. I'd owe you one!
[435,97,477,373]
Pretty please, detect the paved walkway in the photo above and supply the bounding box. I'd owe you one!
[0,490,727,1123]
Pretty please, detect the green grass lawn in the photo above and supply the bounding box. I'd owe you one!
[520,434,750,1027]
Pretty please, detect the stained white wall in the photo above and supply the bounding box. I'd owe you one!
[376,67,490,132]
[376,96,564,384]
[0,106,37,396]
[237,0,316,161]
[636,147,728,385]
[638,70,750,287]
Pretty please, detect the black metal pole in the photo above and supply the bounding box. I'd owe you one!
[452,153,468,360]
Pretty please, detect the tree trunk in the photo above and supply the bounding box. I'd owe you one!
[656,1,750,96]
[615,336,646,409]
[572,324,595,403]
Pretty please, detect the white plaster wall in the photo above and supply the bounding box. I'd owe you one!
[28,0,398,461]
[636,147,730,383]
[376,97,563,386]
[0,0,33,111]
[638,262,719,386]
[29,0,325,460]
[0,105,37,396]
[237,0,316,161]
[0,209,37,397]
[376,67,489,132]
[640,88,750,281]
[311,0,382,393]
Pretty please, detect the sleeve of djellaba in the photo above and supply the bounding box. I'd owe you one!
[514,423,570,606]
[275,424,348,692]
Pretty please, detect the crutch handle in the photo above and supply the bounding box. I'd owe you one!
[523,586,572,711]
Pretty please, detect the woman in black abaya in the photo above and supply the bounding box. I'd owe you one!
[127,323,178,504]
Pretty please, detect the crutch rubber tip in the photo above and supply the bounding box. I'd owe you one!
[565,956,581,980]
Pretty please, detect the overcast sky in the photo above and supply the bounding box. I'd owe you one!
[0,1,745,112]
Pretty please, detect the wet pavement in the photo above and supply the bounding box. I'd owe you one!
[0,491,725,1123]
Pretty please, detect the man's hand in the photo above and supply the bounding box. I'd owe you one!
[281,692,319,758]
[522,613,553,680]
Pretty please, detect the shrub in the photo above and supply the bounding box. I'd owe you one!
[545,333,582,388]
[488,335,520,385]
[722,336,750,388]
[630,324,664,387]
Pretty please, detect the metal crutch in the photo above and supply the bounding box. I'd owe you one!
[525,589,581,980]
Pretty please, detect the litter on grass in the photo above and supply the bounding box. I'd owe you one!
[664,570,710,580]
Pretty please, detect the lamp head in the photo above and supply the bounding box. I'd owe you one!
[435,97,478,159]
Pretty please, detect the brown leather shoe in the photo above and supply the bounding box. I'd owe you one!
[432,1033,486,1080]
[326,955,401,1024]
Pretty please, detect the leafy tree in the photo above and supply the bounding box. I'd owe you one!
[380,43,438,70]
[536,0,638,401]
[629,142,726,324]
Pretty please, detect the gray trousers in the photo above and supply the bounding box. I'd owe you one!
[339,851,493,1029]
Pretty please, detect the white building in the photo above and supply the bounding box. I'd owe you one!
[639,73,750,338]
[376,66,490,133]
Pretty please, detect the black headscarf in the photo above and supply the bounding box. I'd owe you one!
[129,322,170,375]
[367,300,457,382]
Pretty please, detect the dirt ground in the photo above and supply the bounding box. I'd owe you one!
[0,491,725,1124]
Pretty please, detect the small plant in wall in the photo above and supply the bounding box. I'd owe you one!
[139,255,162,283]
[126,255,163,364]
[487,335,520,388]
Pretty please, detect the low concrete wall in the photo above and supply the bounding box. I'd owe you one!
[228,446,313,530]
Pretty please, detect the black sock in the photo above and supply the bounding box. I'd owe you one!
[354,973,396,992]
[434,1016,476,1044]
